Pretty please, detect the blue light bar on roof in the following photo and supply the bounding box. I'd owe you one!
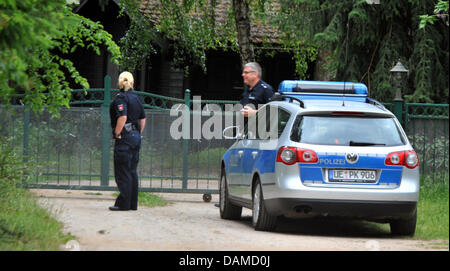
[278,80,368,96]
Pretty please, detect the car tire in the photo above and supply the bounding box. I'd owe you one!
[219,167,242,220]
[252,179,277,231]
[390,209,417,236]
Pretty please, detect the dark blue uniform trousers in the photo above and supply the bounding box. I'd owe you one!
[113,130,141,210]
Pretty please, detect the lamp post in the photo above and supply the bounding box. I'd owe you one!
[390,60,409,125]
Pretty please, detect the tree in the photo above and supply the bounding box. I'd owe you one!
[0,0,121,116]
[120,0,281,73]
[268,0,449,103]
[120,0,448,104]
[233,0,255,66]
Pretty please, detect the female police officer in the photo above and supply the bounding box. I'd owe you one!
[109,72,146,211]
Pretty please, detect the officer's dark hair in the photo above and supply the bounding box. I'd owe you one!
[118,71,134,92]
[244,62,262,78]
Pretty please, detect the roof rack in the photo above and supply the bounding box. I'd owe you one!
[365,97,388,111]
[270,92,305,108]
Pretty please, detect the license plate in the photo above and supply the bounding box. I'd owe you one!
[329,169,376,183]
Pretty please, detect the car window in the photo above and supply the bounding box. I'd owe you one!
[243,111,257,140]
[291,115,406,146]
[243,105,290,140]
[277,108,290,138]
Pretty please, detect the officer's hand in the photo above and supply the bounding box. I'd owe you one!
[241,106,257,117]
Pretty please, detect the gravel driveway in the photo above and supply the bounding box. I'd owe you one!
[34,189,446,251]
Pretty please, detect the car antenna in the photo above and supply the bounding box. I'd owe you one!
[342,19,350,107]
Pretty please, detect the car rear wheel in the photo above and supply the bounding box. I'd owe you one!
[252,179,277,231]
[219,168,242,220]
[390,209,417,236]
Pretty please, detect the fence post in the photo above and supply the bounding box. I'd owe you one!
[22,105,30,186]
[100,75,112,187]
[393,99,404,126]
[182,89,190,189]
[23,106,30,160]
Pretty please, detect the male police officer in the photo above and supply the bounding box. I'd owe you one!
[109,72,146,211]
[240,62,274,117]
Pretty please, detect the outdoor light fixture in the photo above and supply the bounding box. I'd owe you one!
[390,60,409,101]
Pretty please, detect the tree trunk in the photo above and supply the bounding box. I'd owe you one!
[313,49,333,81]
[233,0,254,67]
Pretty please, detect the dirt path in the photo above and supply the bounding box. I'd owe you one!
[34,189,447,251]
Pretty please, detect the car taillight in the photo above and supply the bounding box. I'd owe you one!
[385,151,419,169]
[276,147,297,165]
[405,150,419,169]
[297,148,318,163]
[385,151,405,166]
[276,147,318,165]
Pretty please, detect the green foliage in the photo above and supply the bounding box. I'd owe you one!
[0,0,120,116]
[415,176,449,241]
[113,192,170,208]
[0,144,28,189]
[0,141,73,250]
[118,0,161,72]
[419,0,449,29]
[138,192,170,208]
[118,0,448,103]
[120,0,234,74]
[266,0,449,103]
[120,0,320,78]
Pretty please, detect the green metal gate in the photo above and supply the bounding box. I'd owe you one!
[403,103,449,181]
[1,76,448,195]
[2,76,239,197]
[386,101,449,182]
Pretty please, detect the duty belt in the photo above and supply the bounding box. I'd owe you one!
[124,123,138,133]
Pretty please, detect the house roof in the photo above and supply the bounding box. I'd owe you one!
[139,0,280,44]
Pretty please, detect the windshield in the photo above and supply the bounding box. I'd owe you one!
[291,115,406,146]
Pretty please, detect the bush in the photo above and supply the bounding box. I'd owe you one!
[0,142,73,250]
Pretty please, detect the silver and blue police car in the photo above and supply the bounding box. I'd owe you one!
[220,80,419,236]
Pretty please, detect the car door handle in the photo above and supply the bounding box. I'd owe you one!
[252,151,258,159]
[238,150,244,157]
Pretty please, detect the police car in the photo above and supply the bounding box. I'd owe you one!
[220,80,419,236]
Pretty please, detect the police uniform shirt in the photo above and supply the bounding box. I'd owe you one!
[110,89,145,132]
[240,80,274,108]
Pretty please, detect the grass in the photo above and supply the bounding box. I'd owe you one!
[138,192,171,207]
[415,176,449,241]
[365,176,449,246]
[112,192,170,208]
[0,185,74,251]
[0,189,168,251]
[0,144,75,250]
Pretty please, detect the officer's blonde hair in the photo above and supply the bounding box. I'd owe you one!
[118,71,134,92]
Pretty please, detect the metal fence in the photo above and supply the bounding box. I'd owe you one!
[1,106,235,197]
[2,76,242,199]
[403,104,449,181]
[1,76,448,197]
